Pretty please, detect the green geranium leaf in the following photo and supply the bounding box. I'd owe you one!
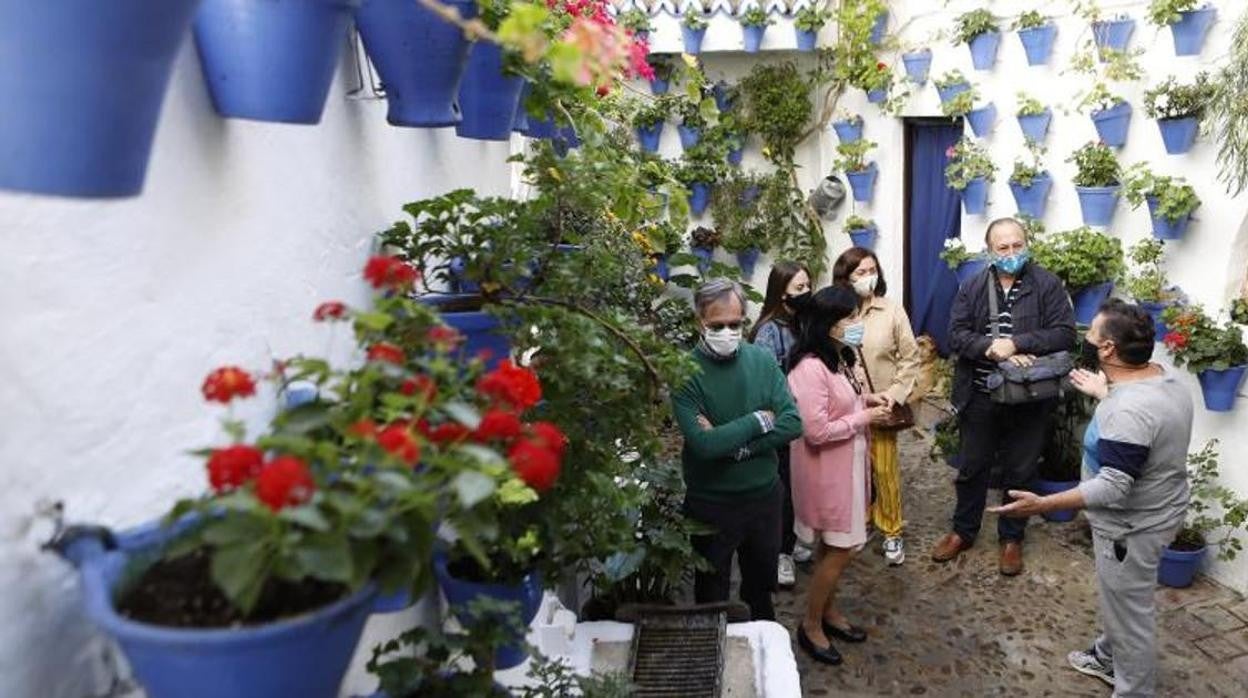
[211,542,268,613]
[296,533,354,584]
[453,470,497,508]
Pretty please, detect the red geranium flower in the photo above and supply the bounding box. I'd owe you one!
[426,421,472,445]
[206,445,264,493]
[378,423,421,465]
[367,342,405,365]
[363,255,420,291]
[400,375,437,401]
[477,360,542,411]
[427,325,464,349]
[201,366,257,404]
[1163,332,1189,350]
[508,439,562,492]
[313,301,348,321]
[876,61,887,70]
[530,421,568,458]
[474,409,524,443]
[255,456,315,511]
[349,419,378,439]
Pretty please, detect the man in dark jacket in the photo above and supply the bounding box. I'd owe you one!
[930,217,1076,575]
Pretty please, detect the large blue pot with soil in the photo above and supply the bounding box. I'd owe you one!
[355,0,477,127]
[1072,282,1114,325]
[194,0,358,124]
[457,42,525,141]
[418,294,512,370]
[1034,479,1079,522]
[1158,544,1206,588]
[0,0,201,197]
[736,248,761,277]
[1009,173,1052,218]
[1197,366,1247,412]
[1017,24,1056,65]
[434,553,543,670]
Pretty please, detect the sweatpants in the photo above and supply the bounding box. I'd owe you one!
[684,482,781,621]
[870,428,903,538]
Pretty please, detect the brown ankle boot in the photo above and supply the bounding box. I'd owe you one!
[931,533,971,562]
[999,541,1023,576]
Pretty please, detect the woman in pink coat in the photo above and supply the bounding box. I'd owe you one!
[785,286,892,665]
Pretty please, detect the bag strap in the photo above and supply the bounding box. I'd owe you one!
[855,347,878,393]
[986,272,1000,340]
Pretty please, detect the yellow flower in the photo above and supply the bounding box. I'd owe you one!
[649,274,663,285]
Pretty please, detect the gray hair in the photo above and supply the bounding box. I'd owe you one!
[693,278,746,318]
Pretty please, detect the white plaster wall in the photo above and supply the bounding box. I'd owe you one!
[0,41,512,697]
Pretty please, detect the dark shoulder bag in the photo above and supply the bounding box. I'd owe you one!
[984,278,1073,404]
[857,350,915,431]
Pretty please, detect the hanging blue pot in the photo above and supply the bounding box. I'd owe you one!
[1034,480,1079,522]
[692,247,714,274]
[961,177,989,214]
[0,0,200,198]
[1075,185,1121,226]
[1146,196,1194,240]
[418,295,511,369]
[736,248,762,277]
[636,124,663,153]
[678,124,702,150]
[1017,109,1052,142]
[653,254,670,282]
[194,0,358,124]
[433,554,543,671]
[967,103,997,137]
[937,81,971,104]
[1138,301,1171,342]
[689,182,712,216]
[867,88,888,104]
[849,226,878,249]
[1092,17,1135,57]
[1072,282,1114,324]
[355,0,476,127]
[795,29,818,51]
[902,50,933,84]
[1091,101,1132,147]
[727,146,745,166]
[682,24,707,54]
[712,82,735,112]
[457,42,525,141]
[1197,366,1247,412]
[650,76,670,95]
[742,24,767,53]
[870,10,888,45]
[1017,24,1057,65]
[955,258,987,285]
[968,31,1002,70]
[832,119,864,143]
[1159,545,1207,588]
[846,163,878,202]
[1170,7,1217,56]
[1009,172,1052,218]
[1157,116,1199,154]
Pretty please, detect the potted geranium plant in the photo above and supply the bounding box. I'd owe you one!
[1161,305,1248,411]
[954,9,1001,70]
[941,237,987,285]
[682,10,710,54]
[1080,83,1133,147]
[739,6,774,53]
[902,47,934,84]
[1143,72,1214,154]
[935,69,973,104]
[677,148,722,216]
[675,97,708,150]
[1007,155,1052,219]
[1123,239,1183,340]
[793,5,831,51]
[1160,440,1248,587]
[944,137,996,215]
[1122,163,1202,240]
[832,110,864,144]
[689,225,722,274]
[1148,1,1218,56]
[1030,226,1125,323]
[837,139,879,202]
[619,7,652,39]
[648,54,675,95]
[1016,92,1052,142]
[1014,10,1057,65]
[712,171,770,276]
[1068,141,1123,226]
[633,97,669,154]
[844,214,878,249]
[856,60,894,104]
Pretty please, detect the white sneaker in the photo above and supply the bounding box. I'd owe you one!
[777,554,796,587]
[791,543,813,563]
[883,537,905,566]
[1067,647,1114,687]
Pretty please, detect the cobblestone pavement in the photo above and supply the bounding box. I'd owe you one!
[775,428,1248,697]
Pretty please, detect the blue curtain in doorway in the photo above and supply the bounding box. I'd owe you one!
[908,122,964,355]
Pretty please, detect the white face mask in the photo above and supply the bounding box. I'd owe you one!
[852,274,878,298]
[703,327,743,357]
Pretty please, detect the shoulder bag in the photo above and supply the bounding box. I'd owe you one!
[984,277,1073,404]
[857,350,915,431]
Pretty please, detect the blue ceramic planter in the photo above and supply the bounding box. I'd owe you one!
[870,10,888,45]
[1072,282,1114,325]
[832,119,864,143]
[846,163,878,202]
[1198,366,1247,412]
[743,24,767,52]
[650,77,670,95]
[955,258,987,285]
[1017,110,1052,142]
[1158,117,1199,154]
[967,103,997,137]
[682,24,707,54]
[1092,17,1135,57]
[1159,545,1206,588]
[636,124,663,153]
[736,248,761,277]
[712,82,735,112]
[194,0,357,124]
[1035,480,1079,522]
[433,554,542,670]
[1017,24,1057,65]
[968,31,1002,70]
[1139,301,1171,342]
[849,226,878,250]
[653,254,670,282]
[457,42,525,140]
[961,177,989,214]
[1076,185,1121,226]
[678,124,702,150]
[418,295,511,369]
[727,147,744,166]
[1170,7,1217,56]
[1146,196,1193,240]
[689,182,711,216]
[902,51,932,84]
[355,0,476,127]
[1009,173,1052,218]
[1092,101,1132,147]
[867,88,888,104]
[937,81,971,104]
[796,29,817,51]
[692,247,714,274]
[0,0,200,198]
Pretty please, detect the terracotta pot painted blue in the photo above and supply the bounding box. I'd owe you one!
[433,554,542,670]
[1072,282,1114,325]
[937,81,971,104]
[418,295,511,369]
[355,0,476,127]
[1170,7,1217,56]
[1146,196,1193,240]
[1092,101,1132,147]
[849,226,878,249]
[955,258,987,285]
[870,10,888,45]
[689,182,711,216]
[1159,545,1207,588]
[653,254,670,282]
[0,0,200,197]
[742,24,767,53]
[678,124,702,150]
[1092,17,1135,57]
[967,102,997,137]
[194,0,357,124]
[832,119,864,143]
[902,50,932,84]
[727,146,744,166]
[1138,301,1171,342]
[968,31,1002,70]
[846,163,878,202]
[1076,185,1121,227]
[692,247,714,274]
[457,42,525,141]
[1158,116,1199,154]
[867,88,888,104]
[1017,24,1057,65]
[649,76,670,95]
[796,29,818,51]
[736,248,762,276]
[961,177,989,214]
[682,24,707,54]
[1197,366,1247,412]
[1017,109,1052,142]
[1009,172,1052,218]
[636,124,663,153]
[1034,479,1079,522]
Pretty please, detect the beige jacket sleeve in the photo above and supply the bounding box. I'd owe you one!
[886,304,921,406]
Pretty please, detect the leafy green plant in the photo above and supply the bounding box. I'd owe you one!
[1016,92,1046,117]
[632,97,669,130]
[1144,73,1215,120]
[648,54,675,83]
[1016,213,1046,237]
[675,146,722,185]
[682,12,709,31]
[1068,141,1121,187]
[934,69,970,90]
[930,414,960,462]
[1076,83,1127,115]
[795,5,832,32]
[619,8,651,35]
[1009,156,1044,186]
[1030,226,1125,290]
[738,61,813,163]
[1208,13,1248,194]
[739,7,773,28]
[1123,239,1178,304]
[1147,0,1202,27]
[1122,163,1201,222]
[1014,10,1049,30]
[835,139,876,173]
[1233,298,1248,325]
[852,60,894,93]
[673,96,708,129]
[944,137,996,190]
[939,237,983,270]
[1161,305,1248,373]
[844,214,875,233]
[1172,440,1248,560]
[940,91,976,118]
[953,9,998,45]
[710,170,770,253]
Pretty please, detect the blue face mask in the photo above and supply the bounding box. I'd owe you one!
[994,249,1030,275]
[840,322,865,347]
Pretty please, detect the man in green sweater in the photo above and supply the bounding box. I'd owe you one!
[673,278,802,621]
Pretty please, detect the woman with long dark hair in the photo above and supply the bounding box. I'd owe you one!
[748,260,811,588]
[786,286,892,665]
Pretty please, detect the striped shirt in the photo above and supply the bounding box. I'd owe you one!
[973,275,1022,392]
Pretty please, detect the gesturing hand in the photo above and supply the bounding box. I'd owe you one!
[1069,368,1109,400]
[988,490,1045,518]
[696,414,713,430]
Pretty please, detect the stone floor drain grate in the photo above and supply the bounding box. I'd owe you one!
[626,607,726,697]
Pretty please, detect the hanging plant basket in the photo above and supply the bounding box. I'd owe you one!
[1159,544,1207,588]
[1009,172,1052,218]
[1075,185,1121,226]
[867,88,888,104]
[682,25,707,54]
[742,25,768,53]
[636,124,663,153]
[1034,479,1079,522]
[795,28,818,51]
[677,124,702,150]
[968,31,1002,70]
[1157,116,1200,154]
[937,81,971,104]
[1169,7,1217,56]
[457,43,525,141]
[1146,196,1193,240]
[961,177,989,214]
[736,248,762,276]
[955,258,988,285]
[0,0,200,197]
[1017,24,1057,65]
[967,103,997,137]
[1091,101,1132,147]
[1092,17,1135,58]
[1072,282,1115,324]
[845,163,878,202]
[194,0,358,124]
[848,225,878,249]
[1197,366,1247,412]
[870,10,888,45]
[832,119,864,144]
[689,182,712,216]
[902,50,933,84]
[1138,301,1172,342]
[1017,110,1052,142]
[433,554,543,671]
[354,0,476,127]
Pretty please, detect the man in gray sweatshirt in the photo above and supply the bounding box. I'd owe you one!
[990,299,1193,697]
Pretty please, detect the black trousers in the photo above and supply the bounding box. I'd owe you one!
[777,445,796,555]
[953,393,1055,544]
[684,482,781,621]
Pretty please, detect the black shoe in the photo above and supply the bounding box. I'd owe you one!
[822,621,867,643]
[796,626,843,665]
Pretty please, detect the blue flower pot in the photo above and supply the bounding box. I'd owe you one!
[1197,366,1247,412]
[961,177,989,214]
[692,247,714,274]
[846,163,878,202]
[736,248,762,277]
[1139,301,1171,342]
[1159,545,1207,588]
[712,81,735,112]
[650,76,670,95]
[678,124,702,150]
[1072,282,1114,325]
[355,0,476,127]
[1158,116,1199,154]
[743,24,767,52]
[849,226,878,249]
[727,146,744,166]
[902,50,932,84]
[1017,24,1057,65]
[682,25,707,54]
[689,182,711,216]
[457,42,525,141]
[1170,7,1217,56]
[433,554,543,671]
[418,295,511,369]
[636,124,663,153]
[832,119,864,143]
[1092,17,1135,57]
[1076,185,1121,227]
[194,0,358,124]
[968,31,1002,70]
[870,10,888,45]
[53,519,391,698]
[1146,196,1193,240]
[1092,101,1132,147]
[653,254,670,281]
[955,258,987,285]
[1018,109,1052,142]
[1009,172,1052,218]
[0,0,200,198]
[967,102,997,137]
[867,88,888,104]
[937,81,971,104]
[1034,479,1080,522]
[796,28,818,51]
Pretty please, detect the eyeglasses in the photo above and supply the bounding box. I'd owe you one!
[706,321,743,331]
